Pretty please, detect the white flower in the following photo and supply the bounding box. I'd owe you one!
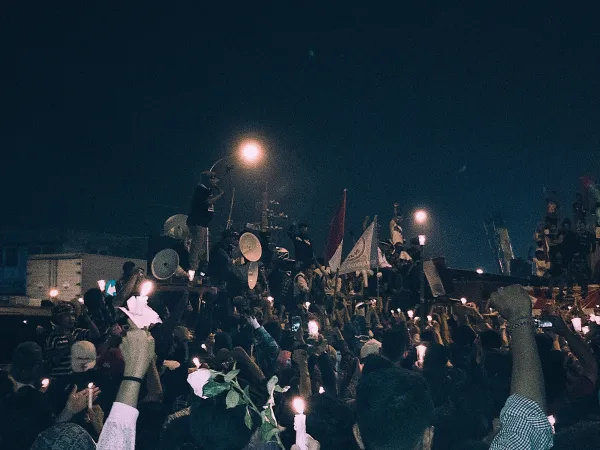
[187,368,212,398]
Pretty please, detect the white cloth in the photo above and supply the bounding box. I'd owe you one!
[97,402,139,450]
[389,218,404,245]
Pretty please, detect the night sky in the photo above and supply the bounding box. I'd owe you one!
[3,2,600,271]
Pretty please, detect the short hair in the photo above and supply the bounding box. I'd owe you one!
[189,395,258,450]
[83,288,103,310]
[30,423,96,450]
[306,396,358,450]
[214,332,232,352]
[361,354,394,377]
[356,368,434,450]
[381,325,408,362]
[123,261,136,272]
[11,342,43,384]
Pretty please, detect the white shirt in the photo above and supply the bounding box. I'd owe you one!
[97,402,139,450]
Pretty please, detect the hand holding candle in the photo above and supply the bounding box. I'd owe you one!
[293,397,307,450]
[192,357,200,369]
[416,344,427,369]
[307,320,319,339]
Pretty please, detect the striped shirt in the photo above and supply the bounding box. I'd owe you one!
[45,328,91,378]
[490,394,553,450]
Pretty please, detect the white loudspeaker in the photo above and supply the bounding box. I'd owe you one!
[239,232,262,262]
[163,214,190,241]
[151,248,186,280]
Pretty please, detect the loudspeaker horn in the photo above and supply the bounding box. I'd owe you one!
[151,248,186,280]
[163,214,190,241]
[239,232,262,262]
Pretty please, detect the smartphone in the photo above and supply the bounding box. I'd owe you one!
[291,316,301,332]
[535,319,553,329]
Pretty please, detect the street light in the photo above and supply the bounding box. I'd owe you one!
[209,139,264,171]
[414,209,428,224]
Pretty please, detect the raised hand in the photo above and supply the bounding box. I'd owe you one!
[490,285,532,322]
[120,325,155,378]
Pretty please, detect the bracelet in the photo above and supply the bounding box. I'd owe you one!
[122,376,144,384]
[507,317,534,332]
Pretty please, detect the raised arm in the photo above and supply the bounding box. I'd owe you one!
[490,285,553,450]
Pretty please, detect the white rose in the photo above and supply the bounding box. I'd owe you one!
[187,368,212,398]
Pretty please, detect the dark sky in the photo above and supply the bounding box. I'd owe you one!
[3,2,600,271]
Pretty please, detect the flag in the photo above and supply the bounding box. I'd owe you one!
[339,216,378,275]
[325,190,347,271]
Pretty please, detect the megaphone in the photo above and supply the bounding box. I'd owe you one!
[151,248,187,280]
[239,232,262,262]
[163,214,190,241]
[247,261,259,289]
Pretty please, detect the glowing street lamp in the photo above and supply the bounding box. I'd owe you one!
[209,139,264,171]
[49,289,59,299]
[414,210,428,225]
[418,235,426,246]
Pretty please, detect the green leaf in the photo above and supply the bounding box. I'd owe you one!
[273,384,290,393]
[224,369,240,384]
[243,385,251,399]
[244,407,253,429]
[202,381,230,397]
[259,422,278,442]
[226,389,240,409]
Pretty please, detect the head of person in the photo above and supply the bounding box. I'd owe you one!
[30,423,96,450]
[360,339,382,362]
[576,220,586,233]
[355,368,434,450]
[71,341,96,373]
[83,288,103,311]
[122,261,136,278]
[553,421,600,450]
[382,325,408,363]
[535,249,546,261]
[52,302,77,331]
[298,223,309,237]
[361,354,394,377]
[189,394,258,450]
[263,321,282,344]
[201,170,219,188]
[562,218,572,231]
[307,396,358,450]
[214,332,233,353]
[174,326,193,343]
[10,342,43,385]
[479,329,502,350]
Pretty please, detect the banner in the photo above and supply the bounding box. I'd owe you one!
[339,216,378,275]
[325,190,347,271]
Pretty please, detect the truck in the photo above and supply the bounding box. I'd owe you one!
[26,253,147,303]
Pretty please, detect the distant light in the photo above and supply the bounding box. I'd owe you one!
[460,297,467,305]
[49,289,59,298]
[23,320,28,324]
[476,268,484,275]
[240,141,262,163]
[414,210,428,224]
[418,235,426,246]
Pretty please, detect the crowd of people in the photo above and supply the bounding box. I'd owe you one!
[2,173,600,450]
[531,192,599,299]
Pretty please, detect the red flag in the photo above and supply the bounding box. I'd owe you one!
[325,190,347,270]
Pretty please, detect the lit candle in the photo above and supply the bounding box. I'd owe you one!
[188,270,195,281]
[318,386,325,394]
[571,317,582,332]
[88,383,94,409]
[407,310,414,319]
[97,280,106,292]
[192,357,200,369]
[304,301,311,310]
[390,310,394,314]
[547,415,556,434]
[427,315,433,323]
[397,308,401,313]
[201,344,207,351]
[568,306,572,311]
[582,326,590,335]
[41,378,50,388]
[460,297,467,305]
[267,296,274,303]
[308,320,319,339]
[78,297,84,304]
[293,397,307,450]
[416,344,427,368]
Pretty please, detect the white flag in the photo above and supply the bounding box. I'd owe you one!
[339,216,378,275]
[328,241,343,272]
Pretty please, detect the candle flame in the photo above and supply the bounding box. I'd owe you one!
[78,297,84,304]
[407,310,414,319]
[201,344,207,350]
[304,301,311,310]
[41,378,50,388]
[461,297,467,305]
[427,315,433,322]
[49,289,59,298]
[88,382,94,389]
[267,296,274,302]
[318,386,325,394]
[192,357,200,368]
[293,397,305,414]
[140,281,153,297]
[188,270,195,281]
